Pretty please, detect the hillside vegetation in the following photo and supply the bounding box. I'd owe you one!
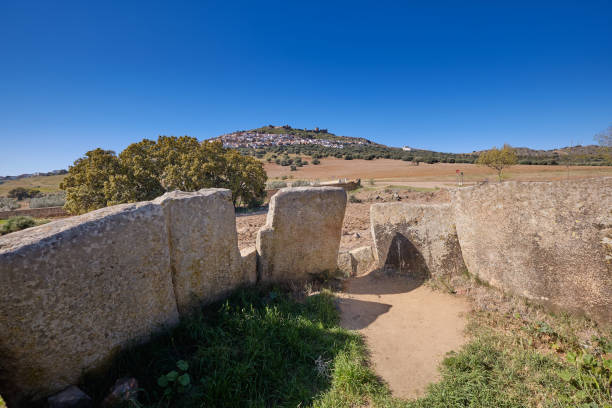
[232,126,611,166]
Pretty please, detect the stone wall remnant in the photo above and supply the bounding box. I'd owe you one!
[451,178,612,325]
[256,187,347,282]
[154,189,249,314]
[370,203,466,279]
[0,202,179,405]
[0,188,258,406]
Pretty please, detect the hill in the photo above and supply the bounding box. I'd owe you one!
[214,125,379,149]
[214,125,610,166]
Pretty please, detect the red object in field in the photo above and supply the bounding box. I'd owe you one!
[456,169,460,173]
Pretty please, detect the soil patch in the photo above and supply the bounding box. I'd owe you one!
[235,188,449,251]
[338,271,471,399]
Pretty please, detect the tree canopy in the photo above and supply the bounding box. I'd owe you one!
[475,144,518,181]
[60,137,267,214]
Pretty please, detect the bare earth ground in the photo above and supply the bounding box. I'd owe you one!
[236,188,467,399]
[265,158,612,183]
[338,272,471,399]
[236,188,450,251]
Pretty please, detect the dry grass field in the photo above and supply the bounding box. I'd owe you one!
[0,174,66,196]
[2,160,611,198]
[266,158,612,184]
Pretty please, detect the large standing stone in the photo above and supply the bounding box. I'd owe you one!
[370,203,466,279]
[0,202,179,405]
[154,189,250,314]
[257,187,347,282]
[452,178,612,325]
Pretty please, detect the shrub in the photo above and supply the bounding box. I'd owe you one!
[312,158,320,165]
[0,216,48,235]
[348,194,362,203]
[266,180,287,189]
[29,193,66,208]
[0,197,19,211]
[290,165,297,171]
[291,180,310,187]
[60,137,267,213]
[8,187,41,201]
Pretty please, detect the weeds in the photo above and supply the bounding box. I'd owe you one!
[80,287,383,408]
[29,192,66,208]
[0,197,19,211]
[78,282,612,408]
[349,194,362,203]
[0,216,49,235]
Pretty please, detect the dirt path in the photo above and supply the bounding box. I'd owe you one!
[338,270,471,399]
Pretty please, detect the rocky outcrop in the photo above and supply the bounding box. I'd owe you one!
[452,178,612,325]
[154,190,249,314]
[257,187,347,282]
[370,203,466,279]
[0,202,179,405]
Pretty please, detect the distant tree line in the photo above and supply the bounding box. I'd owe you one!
[240,142,612,166]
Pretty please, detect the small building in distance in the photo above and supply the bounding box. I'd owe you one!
[402,146,412,151]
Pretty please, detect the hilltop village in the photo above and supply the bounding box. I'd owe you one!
[215,125,365,149]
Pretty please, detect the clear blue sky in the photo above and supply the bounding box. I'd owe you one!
[1,1,611,175]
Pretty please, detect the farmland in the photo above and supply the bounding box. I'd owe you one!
[2,160,611,199]
[265,158,612,185]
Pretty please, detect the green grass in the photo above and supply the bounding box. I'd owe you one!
[0,216,50,235]
[80,287,386,408]
[78,286,612,408]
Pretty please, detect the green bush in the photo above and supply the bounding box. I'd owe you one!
[348,194,362,203]
[266,180,287,189]
[0,216,48,235]
[312,158,321,165]
[291,180,310,187]
[60,137,267,213]
[7,187,41,201]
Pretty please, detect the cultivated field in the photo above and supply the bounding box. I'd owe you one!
[266,158,612,185]
[3,160,612,198]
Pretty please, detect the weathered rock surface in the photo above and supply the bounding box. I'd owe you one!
[257,187,347,282]
[47,386,92,408]
[337,251,354,277]
[240,246,258,284]
[0,202,179,405]
[102,377,138,407]
[351,246,376,275]
[452,178,612,325]
[154,189,248,314]
[337,246,376,277]
[370,203,466,279]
